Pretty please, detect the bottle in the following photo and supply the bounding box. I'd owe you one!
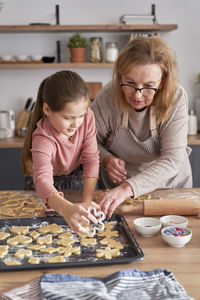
[188,109,198,135]
[90,37,103,63]
[105,42,119,63]
[194,98,200,131]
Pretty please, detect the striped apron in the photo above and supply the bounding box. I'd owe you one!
[99,107,192,190]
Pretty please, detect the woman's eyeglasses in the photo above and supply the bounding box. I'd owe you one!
[120,83,158,96]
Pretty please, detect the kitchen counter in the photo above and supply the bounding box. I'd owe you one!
[0,188,200,299]
[1,134,200,148]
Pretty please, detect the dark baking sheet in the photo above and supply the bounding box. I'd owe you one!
[0,214,144,271]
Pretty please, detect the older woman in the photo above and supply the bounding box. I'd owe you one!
[91,36,192,218]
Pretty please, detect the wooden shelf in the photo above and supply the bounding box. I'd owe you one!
[0,24,177,70]
[0,24,178,33]
[0,62,114,69]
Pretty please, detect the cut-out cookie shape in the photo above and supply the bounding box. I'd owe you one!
[85,207,105,237]
[57,246,81,256]
[27,244,46,250]
[15,249,32,259]
[36,235,52,245]
[38,223,62,234]
[10,226,29,235]
[29,230,40,239]
[98,229,119,238]
[100,237,124,249]
[40,247,58,254]
[0,245,9,258]
[56,238,74,247]
[96,246,120,260]
[0,232,10,241]
[3,259,21,266]
[28,256,40,264]
[80,237,97,246]
[58,232,73,239]
[45,255,66,263]
[7,235,33,245]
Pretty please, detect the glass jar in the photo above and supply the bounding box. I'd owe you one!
[105,42,119,63]
[90,37,103,63]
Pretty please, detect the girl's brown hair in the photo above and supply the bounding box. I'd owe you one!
[113,36,178,123]
[22,70,89,175]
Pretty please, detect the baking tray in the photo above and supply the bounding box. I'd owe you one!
[0,214,144,271]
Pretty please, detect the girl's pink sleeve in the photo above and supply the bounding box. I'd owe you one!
[31,136,62,208]
[81,108,99,178]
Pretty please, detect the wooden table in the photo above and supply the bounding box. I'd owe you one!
[0,189,200,299]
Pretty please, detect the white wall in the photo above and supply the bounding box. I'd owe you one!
[1,0,200,115]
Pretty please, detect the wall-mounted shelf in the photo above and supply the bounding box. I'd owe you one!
[0,24,178,33]
[0,24,178,69]
[0,62,114,69]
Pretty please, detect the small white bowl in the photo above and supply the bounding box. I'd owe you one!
[161,226,192,247]
[1,55,13,61]
[31,54,42,61]
[133,217,162,237]
[160,215,188,228]
[15,55,29,61]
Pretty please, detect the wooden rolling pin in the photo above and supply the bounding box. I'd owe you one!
[144,198,200,216]
[117,198,200,216]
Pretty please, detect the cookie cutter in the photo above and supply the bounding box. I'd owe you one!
[86,207,105,237]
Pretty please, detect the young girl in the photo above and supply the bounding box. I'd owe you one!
[22,70,100,234]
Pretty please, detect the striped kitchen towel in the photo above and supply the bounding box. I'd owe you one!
[40,268,193,300]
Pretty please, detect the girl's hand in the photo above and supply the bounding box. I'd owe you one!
[63,201,100,235]
[103,155,127,183]
[97,183,133,219]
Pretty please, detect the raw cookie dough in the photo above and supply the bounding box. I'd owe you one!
[45,256,66,263]
[29,230,40,239]
[15,249,32,259]
[40,247,58,254]
[96,247,120,260]
[56,238,74,247]
[100,238,124,249]
[10,226,30,235]
[27,244,46,250]
[0,245,9,258]
[57,246,81,256]
[3,259,21,266]
[0,191,45,217]
[80,238,97,246]
[98,229,119,238]
[7,235,33,245]
[28,256,40,264]
[36,235,52,245]
[58,232,73,239]
[0,232,10,241]
[38,223,62,234]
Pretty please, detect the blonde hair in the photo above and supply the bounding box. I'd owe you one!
[22,70,89,175]
[113,36,178,123]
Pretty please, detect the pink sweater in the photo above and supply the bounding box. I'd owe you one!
[31,107,99,203]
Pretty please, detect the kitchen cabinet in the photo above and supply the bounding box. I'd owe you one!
[0,148,25,189]
[0,24,177,69]
[189,145,200,187]
[0,134,199,190]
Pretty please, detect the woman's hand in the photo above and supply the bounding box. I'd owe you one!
[103,155,127,183]
[97,182,133,218]
[63,201,100,235]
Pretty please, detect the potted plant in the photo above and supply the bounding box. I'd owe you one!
[196,73,200,85]
[67,33,87,63]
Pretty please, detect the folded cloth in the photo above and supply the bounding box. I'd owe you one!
[0,280,41,300]
[40,268,193,300]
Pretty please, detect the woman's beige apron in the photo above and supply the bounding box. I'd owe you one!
[99,108,192,189]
